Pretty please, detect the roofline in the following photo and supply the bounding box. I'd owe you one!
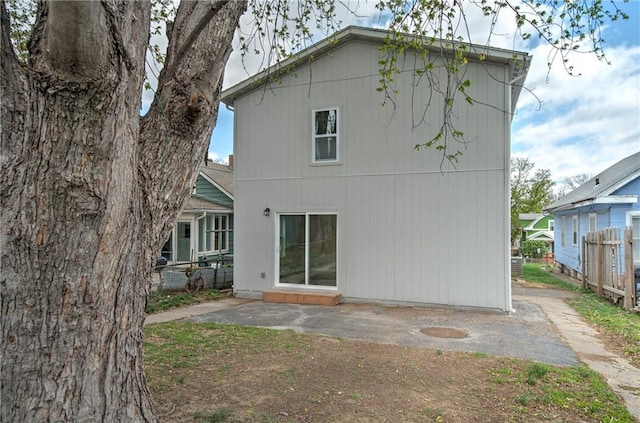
[599,169,640,198]
[183,207,234,214]
[523,215,552,230]
[198,170,234,200]
[221,25,530,105]
[545,195,638,213]
[525,232,553,241]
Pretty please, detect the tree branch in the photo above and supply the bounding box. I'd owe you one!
[171,0,230,72]
[138,0,246,254]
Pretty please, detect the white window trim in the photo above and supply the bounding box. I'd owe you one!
[275,212,338,290]
[625,210,640,227]
[561,216,566,247]
[197,213,231,256]
[588,213,597,233]
[572,214,578,246]
[213,214,231,254]
[626,211,640,264]
[311,107,340,164]
[548,220,554,231]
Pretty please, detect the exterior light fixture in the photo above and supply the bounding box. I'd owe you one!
[263,208,270,217]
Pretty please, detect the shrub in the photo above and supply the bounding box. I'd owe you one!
[520,240,548,258]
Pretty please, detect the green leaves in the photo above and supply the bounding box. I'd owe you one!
[5,0,37,62]
[510,158,555,243]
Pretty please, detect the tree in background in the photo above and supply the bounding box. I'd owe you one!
[1,0,628,421]
[511,158,555,244]
[556,173,592,197]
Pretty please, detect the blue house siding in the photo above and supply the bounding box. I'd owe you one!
[613,177,640,217]
[551,174,640,274]
[553,204,616,273]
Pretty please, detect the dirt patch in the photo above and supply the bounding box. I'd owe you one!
[145,327,627,422]
[144,279,636,421]
[420,327,468,339]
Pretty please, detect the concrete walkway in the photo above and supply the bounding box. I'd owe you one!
[144,297,253,325]
[518,294,640,421]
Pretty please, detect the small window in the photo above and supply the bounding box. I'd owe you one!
[572,215,578,246]
[312,108,339,163]
[549,220,554,231]
[627,212,640,265]
[561,216,566,247]
[632,216,640,265]
[589,213,597,233]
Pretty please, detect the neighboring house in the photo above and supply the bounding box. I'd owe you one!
[160,160,234,263]
[220,26,530,311]
[545,151,640,276]
[519,213,555,253]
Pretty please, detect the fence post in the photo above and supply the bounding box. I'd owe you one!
[581,235,587,289]
[625,227,634,310]
[597,231,604,297]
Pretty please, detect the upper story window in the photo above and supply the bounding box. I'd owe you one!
[549,220,554,231]
[312,108,339,163]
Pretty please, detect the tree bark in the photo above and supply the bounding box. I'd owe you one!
[1,1,246,421]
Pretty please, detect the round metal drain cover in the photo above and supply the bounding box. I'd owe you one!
[420,327,468,339]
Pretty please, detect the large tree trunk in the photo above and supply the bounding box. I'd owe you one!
[1,1,246,421]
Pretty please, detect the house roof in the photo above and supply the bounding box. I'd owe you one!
[199,160,233,197]
[519,213,543,221]
[545,151,640,213]
[526,231,553,242]
[220,26,530,113]
[183,196,232,214]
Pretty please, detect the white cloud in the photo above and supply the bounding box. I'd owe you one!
[207,151,228,164]
[512,42,640,184]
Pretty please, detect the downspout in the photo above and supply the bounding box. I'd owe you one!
[504,67,526,313]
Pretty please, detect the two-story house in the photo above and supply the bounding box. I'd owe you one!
[221,26,529,311]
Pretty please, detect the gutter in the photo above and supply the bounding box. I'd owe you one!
[546,195,638,213]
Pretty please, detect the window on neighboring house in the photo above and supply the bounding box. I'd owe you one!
[312,108,339,163]
[561,216,566,247]
[627,212,640,264]
[198,215,212,253]
[549,220,554,231]
[589,213,597,233]
[214,215,230,253]
[198,214,231,254]
[572,215,578,246]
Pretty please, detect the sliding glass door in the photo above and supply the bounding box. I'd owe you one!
[278,213,337,287]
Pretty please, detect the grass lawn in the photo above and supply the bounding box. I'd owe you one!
[146,289,231,314]
[144,322,634,422]
[141,265,639,422]
[523,263,640,368]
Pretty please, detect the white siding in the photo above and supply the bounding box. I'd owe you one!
[233,40,511,310]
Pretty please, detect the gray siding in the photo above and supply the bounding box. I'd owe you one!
[233,40,511,310]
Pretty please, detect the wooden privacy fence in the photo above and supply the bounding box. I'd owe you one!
[582,227,636,310]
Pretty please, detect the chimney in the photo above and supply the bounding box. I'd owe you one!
[228,154,234,170]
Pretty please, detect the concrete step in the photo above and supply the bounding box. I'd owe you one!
[263,289,341,306]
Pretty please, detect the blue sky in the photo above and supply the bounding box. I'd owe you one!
[209,1,639,189]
